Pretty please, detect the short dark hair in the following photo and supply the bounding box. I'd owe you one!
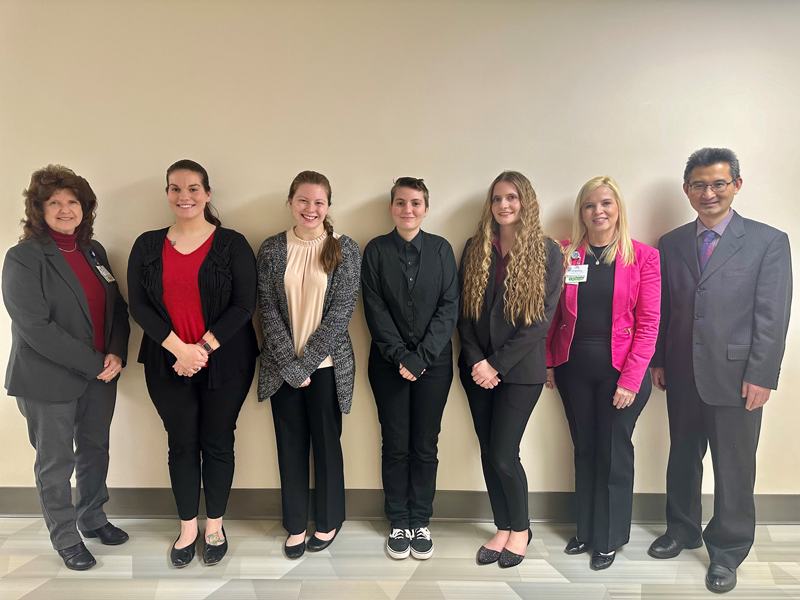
[390,177,429,208]
[166,159,221,226]
[20,164,97,250]
[684,148,741,183]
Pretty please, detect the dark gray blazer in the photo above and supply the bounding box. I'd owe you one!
[457,237,563,385]
[651,211,792,406]
[256,231,360,413]
[3,238,130,402]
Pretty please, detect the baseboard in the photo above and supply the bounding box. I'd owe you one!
[0,488,797,523]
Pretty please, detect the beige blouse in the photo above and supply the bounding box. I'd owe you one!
[285,227,334,369]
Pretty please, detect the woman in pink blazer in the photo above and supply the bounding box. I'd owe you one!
[545,176,660,570]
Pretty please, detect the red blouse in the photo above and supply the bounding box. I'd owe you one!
[48,227,106,353]
[162,232,214,345]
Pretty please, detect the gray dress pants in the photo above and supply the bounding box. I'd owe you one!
[17,378,116,550]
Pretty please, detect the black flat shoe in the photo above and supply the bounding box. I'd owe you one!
[647,534,702,559]
[706,563,737,593]
[497,528,533,568]
[58,542,96,571]
[171,533,198,568]
[591,550,616,570]
[203,526,228,565]
[564,536,589,555]
[307,528,339,552]
[284,535,306,559]
[477,545,501,564]
[81,522,129,545]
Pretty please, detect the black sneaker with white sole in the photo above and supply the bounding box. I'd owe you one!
[410,527,434,559]
[387,528,411,559]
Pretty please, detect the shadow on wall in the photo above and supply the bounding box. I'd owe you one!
[640,178,689,246]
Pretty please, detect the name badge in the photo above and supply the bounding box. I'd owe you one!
[565,264,588,285]
[96,264,116,283]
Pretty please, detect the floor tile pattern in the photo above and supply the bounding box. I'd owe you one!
[0,518,798,598]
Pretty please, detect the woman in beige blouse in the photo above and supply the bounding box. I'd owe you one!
[256,171,361,559]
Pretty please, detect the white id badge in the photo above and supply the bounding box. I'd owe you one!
[565,264,588,285]
[96,264,116,283]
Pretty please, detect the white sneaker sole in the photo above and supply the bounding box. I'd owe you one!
[410,544,434,560]
[387,543,410,559]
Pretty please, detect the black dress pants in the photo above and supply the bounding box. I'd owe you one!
[145,365,254,521]
[664,375,762,569]
[368,343,453,529]
[554,339,650,553]
[270,367,345,536]
[459,359,542,532]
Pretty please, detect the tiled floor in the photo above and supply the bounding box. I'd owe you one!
[0,518,798,599]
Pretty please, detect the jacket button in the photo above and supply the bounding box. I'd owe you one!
[409,332,415,337]
[407,301,413,307]
[697,286,705,293]
[694,314,701,320]
[407,316,413,321]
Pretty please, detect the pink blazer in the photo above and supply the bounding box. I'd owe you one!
[545,239,661,392]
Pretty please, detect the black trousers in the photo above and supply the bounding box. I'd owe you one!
[145,365,254,521]
[665,376,762,569]
[459,359,542,532]
[554,339,651,553]
[271,367,345,536]
[17,379,116,550]
[368,343,453,529]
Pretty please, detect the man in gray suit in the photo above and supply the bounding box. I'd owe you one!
[648,148,792,593]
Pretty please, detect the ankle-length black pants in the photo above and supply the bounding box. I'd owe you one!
[554,338,650,553]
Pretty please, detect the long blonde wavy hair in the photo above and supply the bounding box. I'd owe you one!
[461,171,553,326]
[564,176,634,269]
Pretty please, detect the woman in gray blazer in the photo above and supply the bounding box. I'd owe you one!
[2,165,131,571]
[257,170,360,559]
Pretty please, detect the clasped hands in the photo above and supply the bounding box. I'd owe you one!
[97,354,123,383]
[173,343,209,377]
[472,359,500,389]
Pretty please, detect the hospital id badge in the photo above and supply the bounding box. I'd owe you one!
[565,264,588,285]
[96,264,116,283]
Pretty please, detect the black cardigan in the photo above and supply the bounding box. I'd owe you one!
[127,227,258,388]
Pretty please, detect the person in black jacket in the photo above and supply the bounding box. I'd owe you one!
[458,171,562,568]
[3,165,130,571]
[127,160,258,567]
[361,177,459,560]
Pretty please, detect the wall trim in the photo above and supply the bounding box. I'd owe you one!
[0,488,797,523]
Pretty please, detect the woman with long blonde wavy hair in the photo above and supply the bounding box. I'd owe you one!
[457,171,562,568]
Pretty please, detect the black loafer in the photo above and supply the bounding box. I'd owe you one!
[58,542,96,571]
[81,522,129,546]
[203,526,228,565]
[564,536,589,555]
[171,533,198,568]
[706,563,737,593]
[307,528,339,552]
[284,535,306,559]
[647,534,702,559]
[591,550,615,570]
[497,528,533,568]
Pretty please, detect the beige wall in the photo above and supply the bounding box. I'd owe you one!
[1,0,798,496]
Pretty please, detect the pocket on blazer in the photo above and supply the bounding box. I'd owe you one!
[727,344,751,360]
[723,266,756,278]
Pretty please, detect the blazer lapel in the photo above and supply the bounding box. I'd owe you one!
[677,223,701,282]
[44,239,92,325]
[699,212,745,284]
[612,247,630,321]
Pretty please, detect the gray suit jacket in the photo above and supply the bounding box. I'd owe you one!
[256,231,360,413]
[651,211,792,406]
[3,238,130,402]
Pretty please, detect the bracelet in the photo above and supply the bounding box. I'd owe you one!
[197,337,214,354]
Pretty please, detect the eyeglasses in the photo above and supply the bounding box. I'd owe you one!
[689,179,735,194]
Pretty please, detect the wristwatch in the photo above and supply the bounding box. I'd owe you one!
[197,338,214,354]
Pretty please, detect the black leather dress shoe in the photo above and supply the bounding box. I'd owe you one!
[497,528,533,568]
[284,535,306,559]
[58,542,96,571]
[203,526,228,565]
[564,536,589,555]
[81,522,129,546]
[171,533,198,568]
[706,563,737,593]
[647,534,702,559]
[591,550,616,570]
[307,528,339,552]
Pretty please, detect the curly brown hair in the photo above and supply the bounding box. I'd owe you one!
[20,164,97,250]
[461,171,555,326]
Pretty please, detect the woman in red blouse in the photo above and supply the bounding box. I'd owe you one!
[128,160,258,567]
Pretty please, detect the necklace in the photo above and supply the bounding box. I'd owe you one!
[58,243,78,253]
[585,246,601,265]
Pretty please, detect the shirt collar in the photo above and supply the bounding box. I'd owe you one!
[696,208,735,238]
[392,228,423,253]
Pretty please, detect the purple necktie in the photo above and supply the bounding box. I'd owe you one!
[699,230,716,272]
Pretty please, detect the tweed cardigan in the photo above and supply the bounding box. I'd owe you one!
[256,230,360,413]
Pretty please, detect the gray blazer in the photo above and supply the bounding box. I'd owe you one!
[651,211,792,406]
[256,231,361,413]
[3,238,130,402]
